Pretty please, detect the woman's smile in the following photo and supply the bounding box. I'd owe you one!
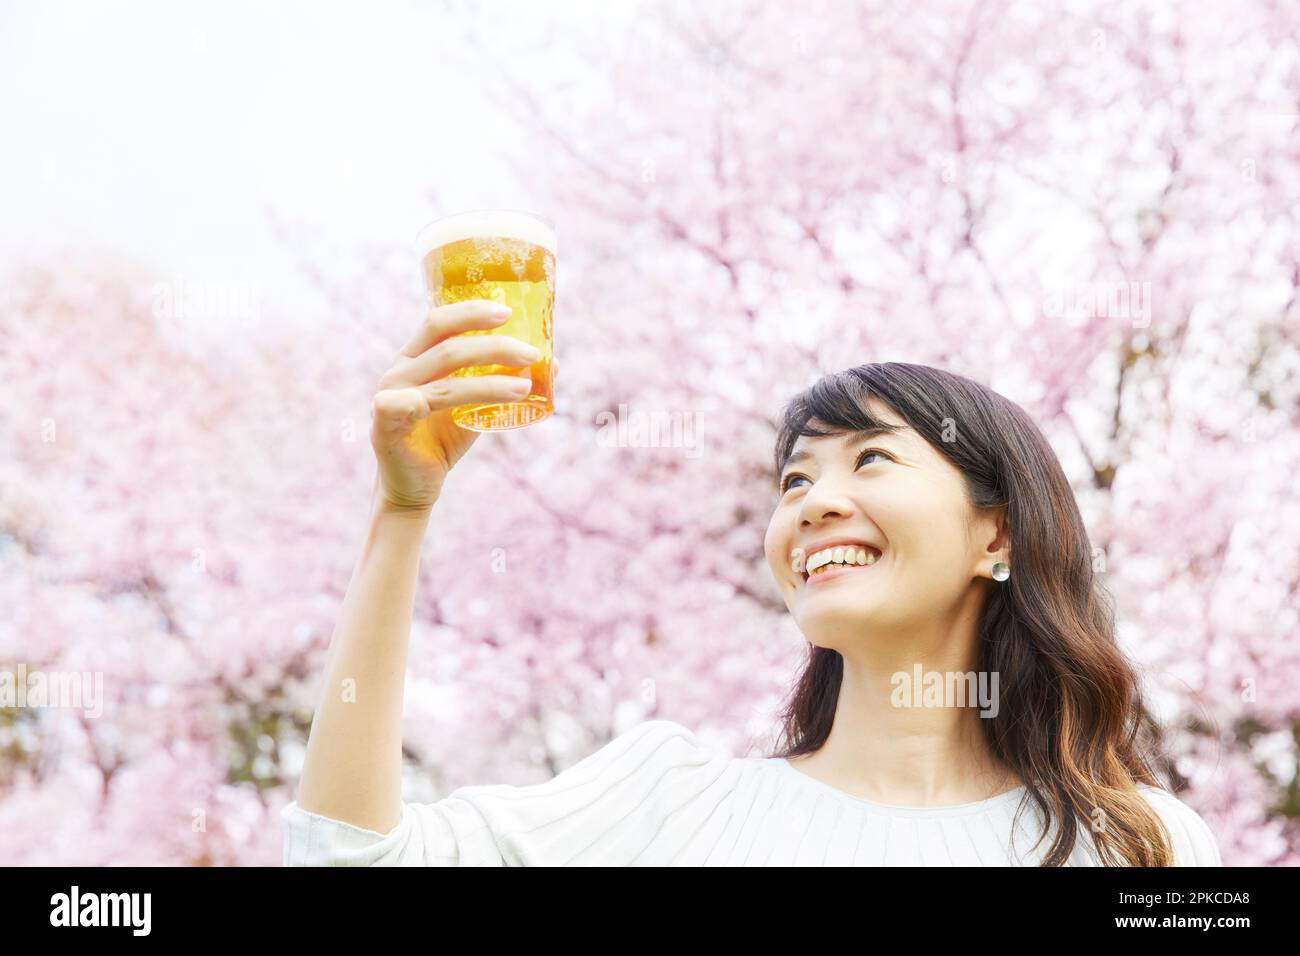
[801,556,884,587]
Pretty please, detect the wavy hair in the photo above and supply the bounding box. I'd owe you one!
[770,362,1177,866]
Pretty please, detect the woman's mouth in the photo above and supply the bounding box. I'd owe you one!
[800,545,884,586]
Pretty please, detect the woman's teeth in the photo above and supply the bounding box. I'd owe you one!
[806,545,881,576]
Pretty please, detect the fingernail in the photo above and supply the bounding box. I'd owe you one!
[491,304,512,317]
[518,344,542,361]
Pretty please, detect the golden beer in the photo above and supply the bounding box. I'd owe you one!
[416,210,557,431]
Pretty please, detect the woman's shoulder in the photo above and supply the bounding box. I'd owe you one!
[445,718,729,811]
[435,717,738,865]
[515,717,724,793]
[1135,783,1223,866]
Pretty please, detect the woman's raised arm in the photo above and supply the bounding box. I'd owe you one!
[293,299,542,833]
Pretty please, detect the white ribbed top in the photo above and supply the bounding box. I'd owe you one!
[280,719,1222,866]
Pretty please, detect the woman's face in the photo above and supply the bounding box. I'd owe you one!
[763,398,1007,649]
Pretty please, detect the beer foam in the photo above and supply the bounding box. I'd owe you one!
[416,210,556,258]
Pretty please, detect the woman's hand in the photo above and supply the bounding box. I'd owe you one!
[370,299,552,512]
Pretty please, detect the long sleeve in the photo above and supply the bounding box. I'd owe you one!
[280,718,724,866]
[1139,785,1223,866]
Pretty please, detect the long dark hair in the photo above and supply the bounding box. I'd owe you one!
[770,362,1176,866]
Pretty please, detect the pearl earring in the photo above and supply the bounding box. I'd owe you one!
[991,561,1010,582]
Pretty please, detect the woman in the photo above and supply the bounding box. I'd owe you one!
[281,299,1222,866]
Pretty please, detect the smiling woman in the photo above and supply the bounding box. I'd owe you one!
[760,361,1216,866]
[282,357,1221,867]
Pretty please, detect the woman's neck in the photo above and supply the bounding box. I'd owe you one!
[792,650,1021,807]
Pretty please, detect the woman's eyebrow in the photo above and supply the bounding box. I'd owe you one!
[783,426,906,469]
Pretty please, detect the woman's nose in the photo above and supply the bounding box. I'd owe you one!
[798,486,857,525]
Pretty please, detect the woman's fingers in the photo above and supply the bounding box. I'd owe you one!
[399,299,511,359]
[384,333,540,390]
[371,385,432,436]
[372,374,532,434]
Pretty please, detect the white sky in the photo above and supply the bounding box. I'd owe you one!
[0,0,622,319]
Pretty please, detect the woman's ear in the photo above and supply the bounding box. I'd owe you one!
[986,507,1011,561]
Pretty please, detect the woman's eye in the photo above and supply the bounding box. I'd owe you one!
[780,449,889,493]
